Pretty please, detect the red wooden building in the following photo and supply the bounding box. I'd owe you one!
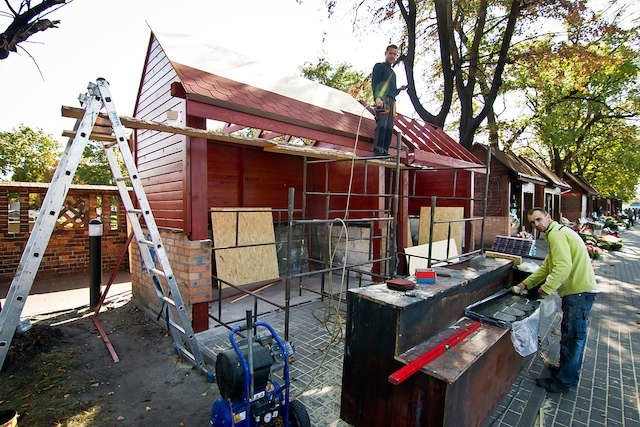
[471,146,549,243]
[520,158,570,221]
[131,30,484,331]
[561,172,599,222]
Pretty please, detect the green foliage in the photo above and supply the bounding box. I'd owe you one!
[580,121,640,200]
[74,141,114,185]
[0,125,115,185]
[505,4,640,200]
[0,125,60,182]
[301,58,372,103]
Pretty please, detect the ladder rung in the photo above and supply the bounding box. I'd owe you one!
[161,295,176,307]
[174,344,196,364]
[138,239,154,246]
[127,209,142,214]
[169,319,186,335]
[103,141,118,149]
[150,268,166,277]
[116,176,129,182]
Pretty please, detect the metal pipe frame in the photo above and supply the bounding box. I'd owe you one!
[206,136,491,336]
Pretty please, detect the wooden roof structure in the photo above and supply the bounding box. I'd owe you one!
[563,172,599,196]
[479,146,547,184]
[521,158,571,190]
[152,30,483,172]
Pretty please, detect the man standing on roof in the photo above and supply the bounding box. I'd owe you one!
[514,207,598,394]
[371,44,407,156]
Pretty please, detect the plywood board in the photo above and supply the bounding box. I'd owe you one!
[211,208,279,287]
[404,239,459,273]
[418,207,464,251]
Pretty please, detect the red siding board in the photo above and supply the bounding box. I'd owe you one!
[137,142,184,164]
[139,161,183,178]
[137,135,184,157]
[136,88,179,119]
[138,153,184,170]
[207,142,303,210]
[134,36,186,230]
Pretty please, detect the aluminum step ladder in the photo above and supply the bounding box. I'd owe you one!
[0,79,210,378]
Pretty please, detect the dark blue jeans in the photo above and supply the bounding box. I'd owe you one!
[373,97,395,154]
[554,292,596,387]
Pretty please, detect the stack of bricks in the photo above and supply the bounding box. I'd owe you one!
[130,227,212,331]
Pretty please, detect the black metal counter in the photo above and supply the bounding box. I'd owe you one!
[340,256,530,426]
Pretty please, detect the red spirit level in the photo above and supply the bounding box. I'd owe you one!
[388,321,482,385]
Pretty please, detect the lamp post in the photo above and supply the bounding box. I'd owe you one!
[89,218,102,309]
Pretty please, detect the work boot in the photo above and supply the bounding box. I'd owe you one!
[535,377,569,393]
[546,363,560,374]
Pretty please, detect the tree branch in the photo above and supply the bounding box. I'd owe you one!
[0,0,65,60]
[473,0,523,131]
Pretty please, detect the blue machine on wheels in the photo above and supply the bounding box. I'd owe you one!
[210,311,310,426]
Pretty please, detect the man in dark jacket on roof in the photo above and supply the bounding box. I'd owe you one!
[371,44,407,156]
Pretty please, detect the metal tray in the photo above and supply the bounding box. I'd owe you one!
[464,288,540,329]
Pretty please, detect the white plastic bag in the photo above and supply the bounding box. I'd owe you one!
[510,294,560,357]
[511,308,540,356]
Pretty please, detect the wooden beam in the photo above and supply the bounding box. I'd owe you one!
[61,105,413,170]
[62,130,116,142]
[61,105,277,149]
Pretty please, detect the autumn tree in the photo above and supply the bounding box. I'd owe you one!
[505,3,640,198]
[578,121,640,201]
[363,0,555,149]
[0,0,68,60]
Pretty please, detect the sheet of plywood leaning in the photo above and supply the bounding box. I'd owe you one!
[418,206,464,251]
[210,208,279,287]
[404,239,459,273]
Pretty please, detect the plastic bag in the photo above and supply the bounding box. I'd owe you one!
[510,294,560,357]
[511,308,540,356]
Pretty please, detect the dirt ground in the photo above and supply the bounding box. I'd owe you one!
[0,297,219,426]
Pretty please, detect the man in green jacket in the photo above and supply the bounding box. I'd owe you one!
[514,207,597,393]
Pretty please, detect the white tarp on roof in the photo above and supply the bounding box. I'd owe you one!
[149,24,373,118]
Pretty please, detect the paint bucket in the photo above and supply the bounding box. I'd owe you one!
[0,409,18,427]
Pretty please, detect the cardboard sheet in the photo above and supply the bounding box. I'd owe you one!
[404,239,459,273]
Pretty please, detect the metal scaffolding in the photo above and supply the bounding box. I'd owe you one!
[207,133,491,340]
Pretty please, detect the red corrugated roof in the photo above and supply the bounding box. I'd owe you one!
[170,61,483,170]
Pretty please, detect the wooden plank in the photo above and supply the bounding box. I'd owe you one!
[404,239,459,272]
[484,251,522,265]
[210,208,279,287]
[418,206,464,250]
[61,105,278,149]
[62,130,115,142]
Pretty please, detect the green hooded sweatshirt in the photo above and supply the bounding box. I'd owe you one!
[523,221,597,297]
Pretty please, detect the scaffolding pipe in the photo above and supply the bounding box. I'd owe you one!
[428,195,436,268]
[390,131,402,276]
[480,147,492,253]
[285,187,295,340]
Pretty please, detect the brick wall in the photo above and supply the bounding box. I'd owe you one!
[130,227,212,325]
[0,182,129,281]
